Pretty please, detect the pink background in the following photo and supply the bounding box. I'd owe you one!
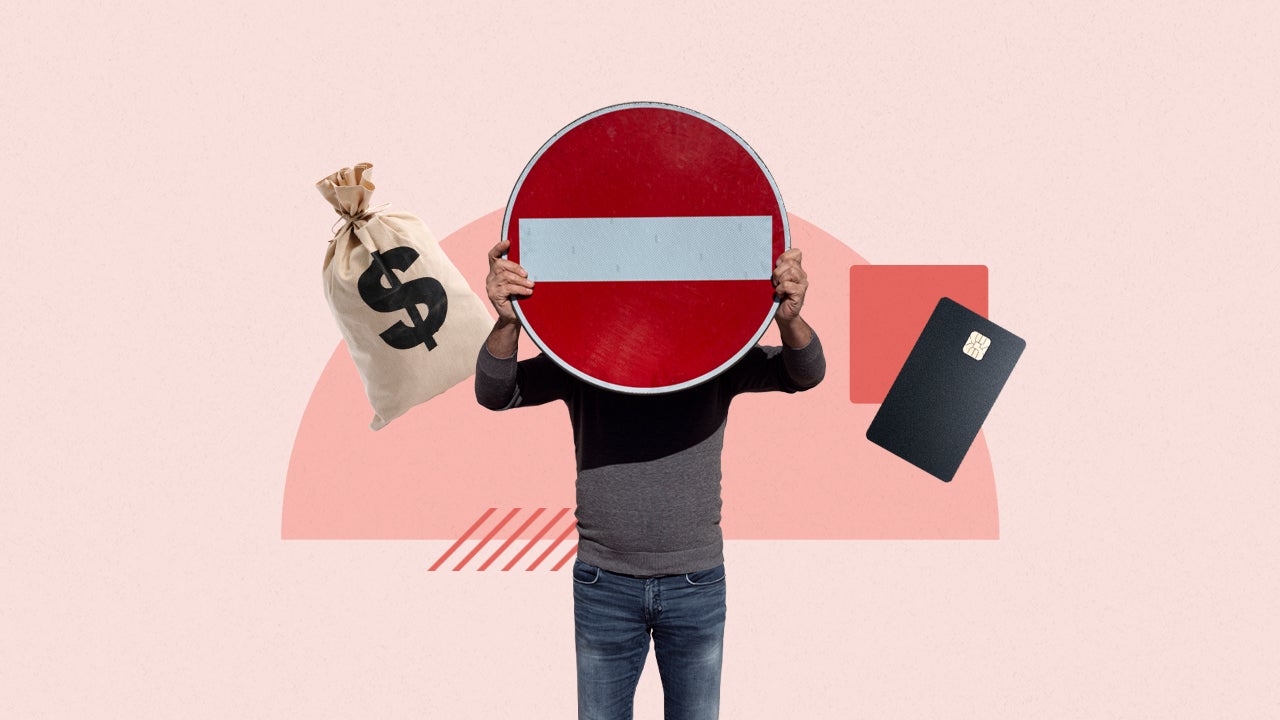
[3,2,1277,717]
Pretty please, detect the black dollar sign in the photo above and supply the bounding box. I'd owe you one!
[358,247,448,350]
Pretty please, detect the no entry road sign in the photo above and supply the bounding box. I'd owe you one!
[503,102,789,393]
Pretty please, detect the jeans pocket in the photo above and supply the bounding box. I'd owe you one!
[684,563,726,586]
[572,560,601,585]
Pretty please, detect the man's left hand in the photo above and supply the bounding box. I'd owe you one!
[772,248,808,322]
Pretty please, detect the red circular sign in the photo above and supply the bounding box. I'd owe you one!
[503,102,788,393]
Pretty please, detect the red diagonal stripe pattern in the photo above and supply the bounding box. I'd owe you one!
[453,507,522,571]
[550,543,579,571]
[502,507,571,572]
[479,507,546,571]
[526,516,578,571]
[428,508,577,572]
[428,507,496,572]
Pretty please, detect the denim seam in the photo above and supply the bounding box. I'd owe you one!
[684,570,726,586]
[572,561,600,585]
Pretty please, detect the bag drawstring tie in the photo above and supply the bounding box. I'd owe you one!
[329,201,391,241]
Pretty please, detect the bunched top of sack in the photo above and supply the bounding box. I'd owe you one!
[317,162,377,220]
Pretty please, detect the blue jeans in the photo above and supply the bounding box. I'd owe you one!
[572,559,726,720]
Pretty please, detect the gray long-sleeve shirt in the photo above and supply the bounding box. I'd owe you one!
[475,333,825,577]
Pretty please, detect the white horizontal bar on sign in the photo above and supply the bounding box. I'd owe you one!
[518,216,774,282]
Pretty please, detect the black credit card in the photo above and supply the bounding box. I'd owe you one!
[865,297,1025,482]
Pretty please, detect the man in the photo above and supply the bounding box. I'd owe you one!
[475,239,825,719]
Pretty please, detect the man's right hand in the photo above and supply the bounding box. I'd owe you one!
[486,239,535,324]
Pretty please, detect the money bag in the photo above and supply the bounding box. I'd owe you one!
[318,163,492,430]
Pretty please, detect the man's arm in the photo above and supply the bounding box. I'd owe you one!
[776,314,814,351]
[725,248,826,394]
[475,342,570,410]
[772,248,810,344]
[771,248,825,388]
[474,239,570,409]
[482,238,532,343]
[485,316,523,360]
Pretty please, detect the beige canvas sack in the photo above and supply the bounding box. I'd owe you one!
[318,163,492,430]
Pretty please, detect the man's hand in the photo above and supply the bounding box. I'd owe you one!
[772,248,813,348]
[486,239,534,324]
[772,248,808,320]
[484,239,534,358]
